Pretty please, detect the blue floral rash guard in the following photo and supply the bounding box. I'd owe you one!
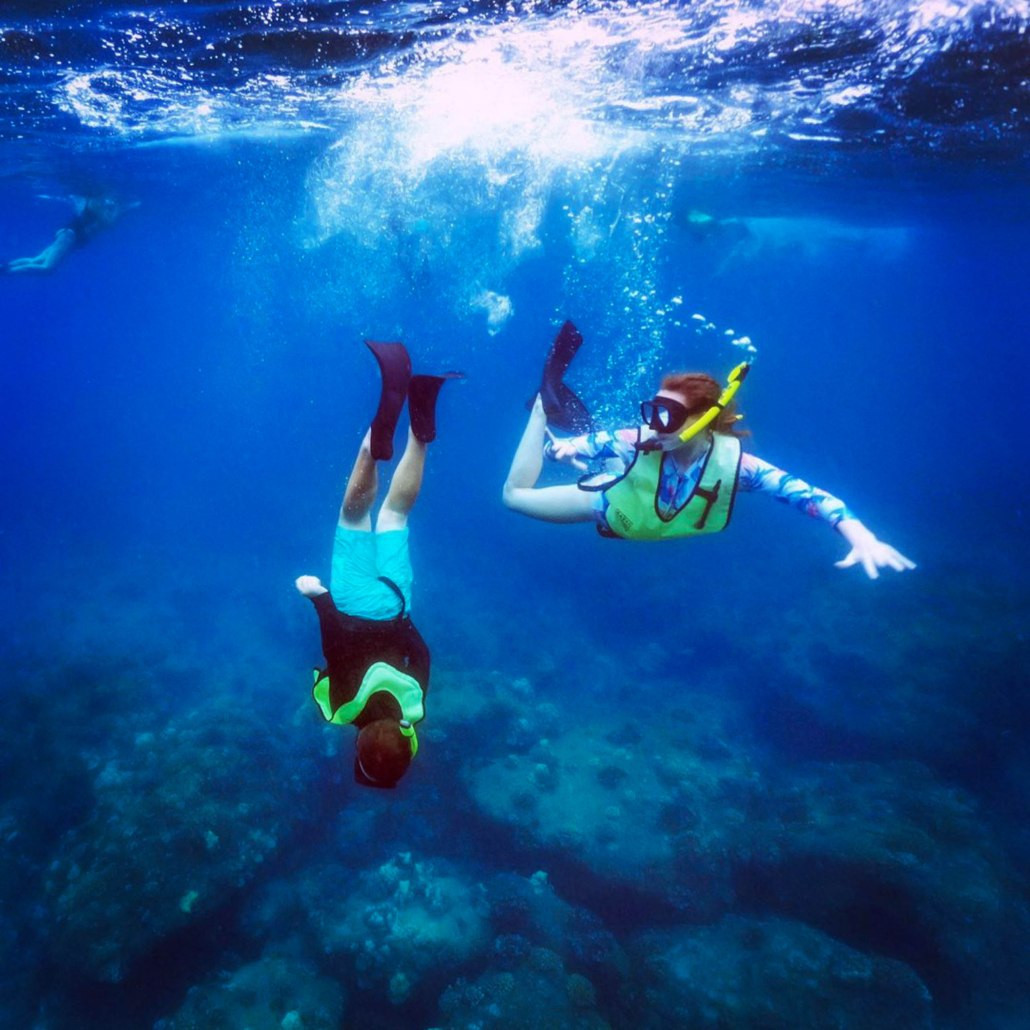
[565,428,856,527]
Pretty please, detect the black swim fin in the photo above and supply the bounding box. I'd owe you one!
[530,320,594,434]
[409,371,464,443]
[366,340,412,461]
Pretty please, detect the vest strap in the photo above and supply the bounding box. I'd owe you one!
[692,479,722,530]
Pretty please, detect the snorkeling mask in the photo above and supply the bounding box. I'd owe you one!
[641,396,692,434]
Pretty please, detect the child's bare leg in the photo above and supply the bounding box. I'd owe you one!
[340,430,378,529]
[378,429,426,532]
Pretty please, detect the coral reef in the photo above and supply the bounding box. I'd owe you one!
[485,871,628,986]
[626,915,933,1029]
[45,698,320,982]
[463,689,1030,1021]
[747,759,1030,1011]
[3,546,1028,1028]
[159,956,345,1030]
[437,946,609,1030]
[465,699,764,917]
[297,851,490,1004]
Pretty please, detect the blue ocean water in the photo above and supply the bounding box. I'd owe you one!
[1,1,1028,1027]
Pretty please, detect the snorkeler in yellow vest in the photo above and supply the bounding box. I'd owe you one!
[503,321,915,578]
[296,340,461,789]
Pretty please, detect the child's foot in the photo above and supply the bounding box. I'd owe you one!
[295,575,328,597]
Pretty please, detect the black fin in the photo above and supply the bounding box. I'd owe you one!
[409,371,464,443]
[547,381,593,435]
[529,320,594,434]
[365,340,412,461]
[545,320,584,381]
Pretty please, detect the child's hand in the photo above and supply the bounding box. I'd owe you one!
[295,575,328,597]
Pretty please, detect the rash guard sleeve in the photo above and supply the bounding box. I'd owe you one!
[559,428,638,466]
[741,453,856,527]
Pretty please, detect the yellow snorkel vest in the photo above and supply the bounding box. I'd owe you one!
[601,432,742,541]
[312,661,425,738]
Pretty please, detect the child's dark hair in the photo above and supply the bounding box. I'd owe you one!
[356,719,412,786]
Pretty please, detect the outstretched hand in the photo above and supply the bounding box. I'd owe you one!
[544,428,587,471]
[835,520,916,580]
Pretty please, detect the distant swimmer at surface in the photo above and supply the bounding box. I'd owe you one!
[683,209,911,271]
[295,339,462,790]
[2,194,124,274]
[502,321,915,580]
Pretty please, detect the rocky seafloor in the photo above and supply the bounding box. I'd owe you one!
[0,553,1027,1029]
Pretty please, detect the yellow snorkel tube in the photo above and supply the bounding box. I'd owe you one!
[677,361,751,443]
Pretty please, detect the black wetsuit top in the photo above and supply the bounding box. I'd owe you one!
[311,592,430,727]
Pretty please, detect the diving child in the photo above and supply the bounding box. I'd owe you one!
[296,340,461,788]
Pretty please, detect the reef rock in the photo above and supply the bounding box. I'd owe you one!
[485,871,628,985]
[159,956,344,1030]
[46,698,319,981]
[748,759,1030,1014]
[627,915,932,1029]
[301,851,490,1004]
[438,946,609,1030]
[465,700,764,916]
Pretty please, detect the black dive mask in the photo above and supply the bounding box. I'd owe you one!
[641,396,691,434]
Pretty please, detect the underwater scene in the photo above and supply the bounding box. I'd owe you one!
[1,0,1028,1027]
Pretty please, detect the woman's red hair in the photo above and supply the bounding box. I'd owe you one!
[660,372,749,437]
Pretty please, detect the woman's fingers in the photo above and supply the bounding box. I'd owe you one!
[837,541,916,578]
